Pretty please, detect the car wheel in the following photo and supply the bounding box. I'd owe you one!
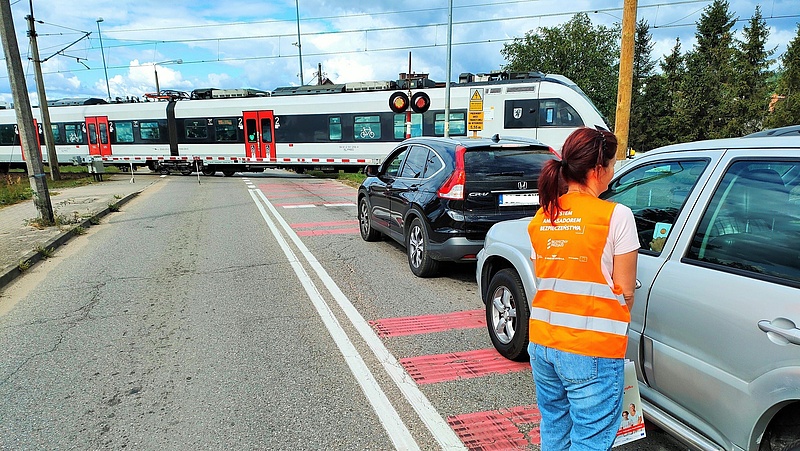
[486,268,530,361]
[358,197,381,242]
[406,217,440,278]
[760,422,800,451]
[222,170,236,177]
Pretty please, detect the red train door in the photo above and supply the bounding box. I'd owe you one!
[18,119,43,161]
[243,111,276,160]
[85,116,112,156]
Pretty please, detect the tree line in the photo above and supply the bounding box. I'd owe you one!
[501,0,800,152]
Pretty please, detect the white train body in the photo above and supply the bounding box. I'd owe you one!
[0,71,607,175]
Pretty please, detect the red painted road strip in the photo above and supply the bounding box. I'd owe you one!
[448,405,541,450]
[370,309,486,338]
[293,220,359,229]
[400,348,530,384]
[296,228,360,237]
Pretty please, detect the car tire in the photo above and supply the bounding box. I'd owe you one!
[406,217,440,278]
[222,170,236,177]
[358,196,381,242]
[486,268,530,361]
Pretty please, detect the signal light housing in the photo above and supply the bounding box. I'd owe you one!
[411,92,431,113]
[389,91,410,113]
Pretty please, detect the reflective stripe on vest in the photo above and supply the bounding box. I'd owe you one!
[537,277,626,306]
[530,307,629,337]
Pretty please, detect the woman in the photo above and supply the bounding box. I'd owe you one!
[527,127,639,450]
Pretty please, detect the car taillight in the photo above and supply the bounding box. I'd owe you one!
[438,145,466,200]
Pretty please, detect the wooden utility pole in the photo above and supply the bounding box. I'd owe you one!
[27,0,60,180]
[614,0,637,160]
[0,0,54,223]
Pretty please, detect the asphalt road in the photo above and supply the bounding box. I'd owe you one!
[0,171,690,450]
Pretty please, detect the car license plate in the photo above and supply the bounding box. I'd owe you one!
[499,193,539,206]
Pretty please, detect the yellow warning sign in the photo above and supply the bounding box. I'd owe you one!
[469,88,483,112]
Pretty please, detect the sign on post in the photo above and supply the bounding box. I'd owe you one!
[467,88,484,134]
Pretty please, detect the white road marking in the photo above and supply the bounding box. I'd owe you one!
[248,190,421,451]
[282,204,316,209]
[323,203,357,207]
[253,189,465,450]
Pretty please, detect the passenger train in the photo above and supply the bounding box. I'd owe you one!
[0,70,608,175]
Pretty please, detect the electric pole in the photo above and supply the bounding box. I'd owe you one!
[614,0,637,160]
[27,0,60,180]
[0,0,54,223]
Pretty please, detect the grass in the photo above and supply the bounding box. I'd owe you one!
[307,169,366,188]
[0,165,117,209]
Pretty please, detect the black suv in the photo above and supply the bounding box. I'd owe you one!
[358,135,556,277]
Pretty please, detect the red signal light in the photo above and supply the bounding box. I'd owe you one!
[411,92,431,113]
[389,91,410,113]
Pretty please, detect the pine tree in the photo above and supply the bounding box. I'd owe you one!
[629,19,657,153]
[681,0,737,140]
[766,24,800,127]
[727,6,774,136]
[501,13,620,124]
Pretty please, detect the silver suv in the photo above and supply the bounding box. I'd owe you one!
[476,136,800,451]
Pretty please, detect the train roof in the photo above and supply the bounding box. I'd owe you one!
[44,70,581,106]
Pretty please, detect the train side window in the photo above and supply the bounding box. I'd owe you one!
[215,118,238,142]
[114,121,134,143]
[185,119,208,139]
[139,121,161,140]
[434,112,466,136]
[0,124,16,145]
[65,124,84,143]
[329,116,342,141]
[393,113,422,139]
[99,123,108,144]
[245,118,257,142]
[539,99,584,127]
[51,124,64,144]
[260,118,272,143]
[355,115,381,141]
[88,123,98,145]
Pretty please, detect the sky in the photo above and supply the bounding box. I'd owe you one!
[0,0,798,106]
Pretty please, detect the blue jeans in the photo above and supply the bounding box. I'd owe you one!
[528,342,624,451]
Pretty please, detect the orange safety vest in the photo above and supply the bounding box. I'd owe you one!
[527,192,630,359]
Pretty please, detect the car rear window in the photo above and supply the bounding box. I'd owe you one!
[464,146,554,179]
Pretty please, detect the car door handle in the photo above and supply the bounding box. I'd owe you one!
[758,319,800,345]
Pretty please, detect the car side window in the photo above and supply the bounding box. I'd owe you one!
[601,159,708,254]
[423,150,444,178]
[398,145,429,178]
[384,147,409,178]
[686,160,800,284]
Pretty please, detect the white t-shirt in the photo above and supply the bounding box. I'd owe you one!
[532,203,639,288]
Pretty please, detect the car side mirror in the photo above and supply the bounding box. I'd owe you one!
[365,165,379,177]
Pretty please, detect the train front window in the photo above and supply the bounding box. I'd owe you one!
[139,121,161,140]
[434,112,466,136]
[114,122,134,143]
[355,115,381,141]
[215,119,238,142]
[185,119,208,139]
[539,99,583,127]
[329,116,342,141]
[393,113,422,139]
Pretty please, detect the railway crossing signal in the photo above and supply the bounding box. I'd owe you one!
[388,91,430,114]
